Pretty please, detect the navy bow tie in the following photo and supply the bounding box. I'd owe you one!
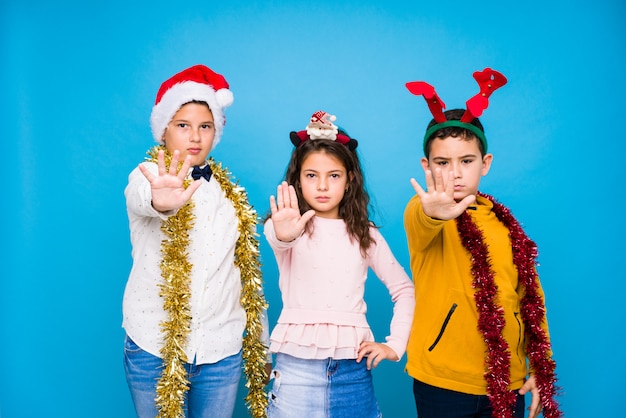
[191,165,212,182]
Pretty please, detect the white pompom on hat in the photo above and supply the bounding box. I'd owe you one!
[150,64,233,150]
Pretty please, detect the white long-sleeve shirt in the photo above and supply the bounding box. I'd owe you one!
[122,161,269,364]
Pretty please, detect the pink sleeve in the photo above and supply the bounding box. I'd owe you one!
[367,228,415,359]
[263,218,298,253]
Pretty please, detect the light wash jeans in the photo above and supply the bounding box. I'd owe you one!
[267,352,382,418]
[123,335,241,418]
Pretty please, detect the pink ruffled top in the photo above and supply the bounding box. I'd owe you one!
[264,217,415,360]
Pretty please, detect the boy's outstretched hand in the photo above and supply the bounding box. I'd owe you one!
[357,341,398,370]
[269,181,315,242]
[519,375,542,418]
[410,167,476,220]
[139,149,201,213]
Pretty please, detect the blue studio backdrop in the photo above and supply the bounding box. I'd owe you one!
[2,1,624,417]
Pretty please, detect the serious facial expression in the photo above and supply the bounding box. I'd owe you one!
[163,102,215,166]
[299,151,350,219]
[422,136,493,202]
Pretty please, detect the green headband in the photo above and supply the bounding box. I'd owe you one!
[423,120,488,155]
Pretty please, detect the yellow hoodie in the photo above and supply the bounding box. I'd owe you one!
[404,194,549,395]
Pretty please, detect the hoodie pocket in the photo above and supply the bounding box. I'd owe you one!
[428,303,458,351]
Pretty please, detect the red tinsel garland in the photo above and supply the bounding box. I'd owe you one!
[455,192,562,418]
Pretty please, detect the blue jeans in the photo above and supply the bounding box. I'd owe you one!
[123,335,242,418]
[412,379,525,418]
[267,353,381,418]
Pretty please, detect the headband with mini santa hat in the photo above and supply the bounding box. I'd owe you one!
[406,68,507,154]
[290,110,359,150]
[150,64,233,150]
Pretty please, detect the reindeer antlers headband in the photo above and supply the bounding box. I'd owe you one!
[406,68,507,154]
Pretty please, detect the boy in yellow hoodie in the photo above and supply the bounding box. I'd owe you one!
[403,69,561,418]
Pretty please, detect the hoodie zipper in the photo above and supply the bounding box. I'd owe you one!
[514,312,524,364]
[428,303,458,351]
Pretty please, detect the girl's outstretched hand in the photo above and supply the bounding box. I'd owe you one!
[410,167,475,220]
[269,181,315,242]
[357,342,398,370]
[139,149,201,213]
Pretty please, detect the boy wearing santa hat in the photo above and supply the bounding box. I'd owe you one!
[122,65,270,418]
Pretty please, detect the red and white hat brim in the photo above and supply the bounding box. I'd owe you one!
[150,81,233,149]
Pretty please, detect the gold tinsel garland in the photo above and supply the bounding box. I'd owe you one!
[147,146,269,418]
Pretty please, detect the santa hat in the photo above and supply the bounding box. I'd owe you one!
[150,64,234,149]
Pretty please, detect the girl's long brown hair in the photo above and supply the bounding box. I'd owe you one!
[282,139,376,256]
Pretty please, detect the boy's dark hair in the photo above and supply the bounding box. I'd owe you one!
[424,109,486,158]
[283,139,375,256]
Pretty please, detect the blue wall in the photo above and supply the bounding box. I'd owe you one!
[2,1,624,416]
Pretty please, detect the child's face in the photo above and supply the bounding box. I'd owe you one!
[421,136,493,202]
[299,150,351,219]
[163,102,215,166]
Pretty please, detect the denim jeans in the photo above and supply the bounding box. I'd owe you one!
[123,335,242,418]
[412,379,525,418]
[267,352,381,418]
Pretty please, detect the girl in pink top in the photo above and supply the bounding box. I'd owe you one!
[264,111,415,418]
